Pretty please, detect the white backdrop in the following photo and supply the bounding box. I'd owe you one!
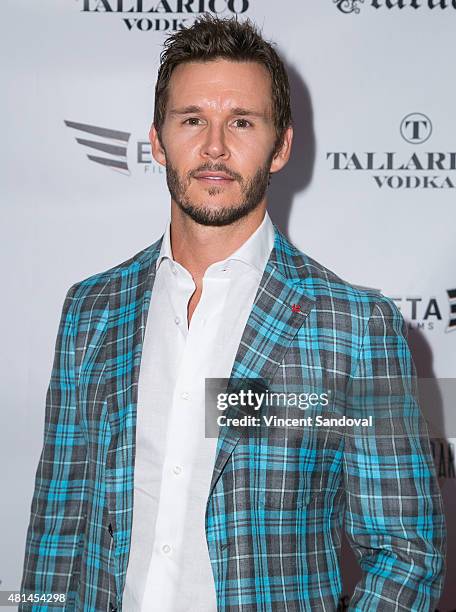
[1,1,455,609]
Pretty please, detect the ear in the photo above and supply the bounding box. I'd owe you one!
[149,123,167,167]
[269,125,293,175]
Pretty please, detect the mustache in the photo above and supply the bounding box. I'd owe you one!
[189,163,242,182]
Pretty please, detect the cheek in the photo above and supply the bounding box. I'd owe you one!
[231,135,273,163]
[166,138,200,168]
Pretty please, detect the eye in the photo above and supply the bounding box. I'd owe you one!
[183,117,202,126]
[233,118,252,128]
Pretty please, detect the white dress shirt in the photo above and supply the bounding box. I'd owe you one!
[122,211,275,611]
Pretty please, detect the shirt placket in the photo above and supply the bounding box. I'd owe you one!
[142,263,231,611]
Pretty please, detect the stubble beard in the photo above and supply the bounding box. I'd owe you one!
[164,152,275,227]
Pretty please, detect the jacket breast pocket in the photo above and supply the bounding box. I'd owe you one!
[253,425,343,511]
[260,486,324,510]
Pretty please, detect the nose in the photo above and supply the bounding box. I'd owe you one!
[200,122,230,161]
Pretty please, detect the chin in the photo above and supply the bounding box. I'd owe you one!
[186,195,233,210]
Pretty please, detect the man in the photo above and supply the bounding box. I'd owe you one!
[20,14,445,612]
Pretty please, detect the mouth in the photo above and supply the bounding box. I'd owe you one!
[193,172,235,185]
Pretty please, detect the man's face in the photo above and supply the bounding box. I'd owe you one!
[150,58,292,226]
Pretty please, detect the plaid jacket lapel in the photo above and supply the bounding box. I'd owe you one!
[208,229,316,500]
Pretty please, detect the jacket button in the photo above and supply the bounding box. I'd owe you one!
[109,604,117,612]
[108,523,113,538]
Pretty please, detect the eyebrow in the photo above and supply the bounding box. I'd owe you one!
[168,105,268,119]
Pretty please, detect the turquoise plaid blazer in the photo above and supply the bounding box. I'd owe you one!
[20,224,446,611]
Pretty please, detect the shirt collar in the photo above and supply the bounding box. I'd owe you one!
[156,210,275,276]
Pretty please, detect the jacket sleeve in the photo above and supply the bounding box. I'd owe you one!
[19,283,88,611]
[344,295,446,611]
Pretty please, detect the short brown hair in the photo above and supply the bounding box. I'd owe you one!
[153,14,292,156]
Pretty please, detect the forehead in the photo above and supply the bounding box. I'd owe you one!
[166,58,273,114]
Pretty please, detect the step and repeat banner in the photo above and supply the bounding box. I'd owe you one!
[1,1,455,610]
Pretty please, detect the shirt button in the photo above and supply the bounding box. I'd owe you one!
[171,266,177,275]
[162,544,172,554]
[174,316,180,325]
[181,391,189,400]
[173,465,182,475]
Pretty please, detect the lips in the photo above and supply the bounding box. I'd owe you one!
[194,171,234,181]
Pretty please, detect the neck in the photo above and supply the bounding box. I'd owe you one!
[168,201,267,283]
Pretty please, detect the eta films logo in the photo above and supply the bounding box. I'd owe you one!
[64,120,131,174]
[391,291,456,333]
[352,284,456,334]
[64,120,162,176]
